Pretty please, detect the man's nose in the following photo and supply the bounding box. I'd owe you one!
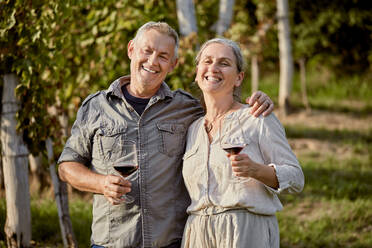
[147,53,158,65]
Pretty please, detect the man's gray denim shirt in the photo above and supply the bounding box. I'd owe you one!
[58,76,204,248]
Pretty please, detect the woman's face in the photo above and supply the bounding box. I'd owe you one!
[196,43,244,96]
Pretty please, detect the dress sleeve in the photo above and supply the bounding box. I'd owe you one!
[258,114,305,194]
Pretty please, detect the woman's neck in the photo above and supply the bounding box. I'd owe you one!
[204,94,238,119]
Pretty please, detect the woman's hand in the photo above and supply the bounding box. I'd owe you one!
[245,91,274,117]
[227,153,279,189]
[227,153,259,178]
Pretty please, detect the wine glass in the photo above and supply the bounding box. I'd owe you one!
[113,140,138,203]
[219,115,250,183]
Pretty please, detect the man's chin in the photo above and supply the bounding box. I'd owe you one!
[140,78,163,87]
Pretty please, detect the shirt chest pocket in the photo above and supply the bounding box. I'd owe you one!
[182,145,201,165]
[182,145,202,186]
[157,122,187,157]
[98,124,128,162]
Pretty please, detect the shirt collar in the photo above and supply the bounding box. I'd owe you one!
[105,75,173,100]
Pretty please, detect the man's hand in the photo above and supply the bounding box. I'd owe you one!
[245,91,274,117]
[101,175,132,205]
[59,161,133,205]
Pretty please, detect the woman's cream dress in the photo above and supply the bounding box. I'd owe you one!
[181,105,304,248]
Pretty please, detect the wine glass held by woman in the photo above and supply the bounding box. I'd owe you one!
[181,38,304,248]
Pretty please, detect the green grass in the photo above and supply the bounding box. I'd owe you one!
[285,125,372,143]
[0,196,92,247]
[278,198,372,248]
[276,122,372,247]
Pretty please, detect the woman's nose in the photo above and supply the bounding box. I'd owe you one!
[208,62,219,72]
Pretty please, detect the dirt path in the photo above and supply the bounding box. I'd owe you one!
[276,108,371,160]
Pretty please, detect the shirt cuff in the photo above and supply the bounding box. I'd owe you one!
[57,147,90,166]
[263,163,286,194]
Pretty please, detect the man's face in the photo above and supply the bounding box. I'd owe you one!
[128,29,177,93]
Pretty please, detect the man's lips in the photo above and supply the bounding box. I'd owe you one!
[142,65,157,73]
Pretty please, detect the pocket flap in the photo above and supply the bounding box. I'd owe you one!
[157,123,185,134]
[99,123,127,136]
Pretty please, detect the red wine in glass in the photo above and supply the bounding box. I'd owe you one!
[113,164,137,177]
[221,143,245,155]
[113,141,137,203]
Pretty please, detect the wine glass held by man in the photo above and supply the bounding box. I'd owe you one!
[181,38,305,248]
[112,141,138,204]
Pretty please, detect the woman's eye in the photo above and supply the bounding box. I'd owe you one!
[220,61,230,66]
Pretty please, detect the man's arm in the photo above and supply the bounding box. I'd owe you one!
[58,162,132,204]
[245,91,274,117]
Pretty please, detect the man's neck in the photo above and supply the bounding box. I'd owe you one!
[126,83,159,99]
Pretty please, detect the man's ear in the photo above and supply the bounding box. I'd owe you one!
[235,71,245,87]
[127,40,134,59]
[168,58,178,73]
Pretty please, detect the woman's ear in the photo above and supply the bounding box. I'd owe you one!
[194,66,199,83]
[235,71,245,87]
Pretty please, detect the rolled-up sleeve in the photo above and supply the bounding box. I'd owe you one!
[58,98,98,167]
[258,114,305,194]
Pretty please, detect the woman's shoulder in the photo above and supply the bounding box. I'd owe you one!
[236,104,283,127]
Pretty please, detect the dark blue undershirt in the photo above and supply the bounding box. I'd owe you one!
[121,85,150,115]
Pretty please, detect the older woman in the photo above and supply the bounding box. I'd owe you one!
[181,38,304,248]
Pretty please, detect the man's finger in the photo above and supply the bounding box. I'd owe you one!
[252,101,270,117]
[248,91,262,106]
[109,175,132,187]
[250,101,260,116]
[262,102,274,117]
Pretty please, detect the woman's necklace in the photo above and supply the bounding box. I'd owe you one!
[204,121,214,133]
[204,102,235,134]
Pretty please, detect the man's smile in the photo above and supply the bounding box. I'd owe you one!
[142,65,158,74]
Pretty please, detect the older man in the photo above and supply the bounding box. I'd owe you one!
[58,22,273,248]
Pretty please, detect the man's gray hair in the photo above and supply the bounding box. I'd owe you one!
[133,21,179,60]
[195,38,245,72]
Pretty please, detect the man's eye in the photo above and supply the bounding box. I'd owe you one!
[160,55,169,60]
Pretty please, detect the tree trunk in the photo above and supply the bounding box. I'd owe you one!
[46,138,77,248]
[277,0,293,116]
[0,158,4,193]
[28,154,49,193]
[1,74,31,248]
[176,0,198,36]
[215,0,235,36]
[251,54,259,93]
[298,57,311,113]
